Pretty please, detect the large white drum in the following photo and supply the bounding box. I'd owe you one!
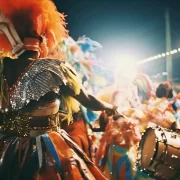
[137,127,180,180]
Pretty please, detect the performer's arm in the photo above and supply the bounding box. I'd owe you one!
[61,84,117,113]
[74,86,115,111]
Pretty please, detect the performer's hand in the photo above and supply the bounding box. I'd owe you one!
[105,106,118,116]
[105,106,128,121]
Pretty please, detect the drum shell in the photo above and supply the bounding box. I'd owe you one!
[137,127,180,179]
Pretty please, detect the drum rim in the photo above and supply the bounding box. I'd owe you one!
[137,126,180,179]
[137,127,159,169]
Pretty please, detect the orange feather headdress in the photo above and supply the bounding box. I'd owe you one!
[0,0,68,57]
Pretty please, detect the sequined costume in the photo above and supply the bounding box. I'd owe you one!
[0,58,108,179]
[0,0,110,179]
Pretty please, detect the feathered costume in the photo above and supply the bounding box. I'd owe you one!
[130,81,176,132]
[59,36,103,161]
[61,35,106,92]
[133,73,153,104]
[95,117,152,180]
[0,0,107,179]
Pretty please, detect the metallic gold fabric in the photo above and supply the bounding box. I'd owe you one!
[1,111,59,136]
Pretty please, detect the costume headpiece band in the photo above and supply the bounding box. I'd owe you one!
[24,38,41,57]
[0,13,25,56]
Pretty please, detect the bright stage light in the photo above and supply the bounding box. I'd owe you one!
[137,47,180,65]
[174,49,178,53]
[113,53,138,85]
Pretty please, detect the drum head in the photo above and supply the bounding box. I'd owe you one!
[139,128,156,168]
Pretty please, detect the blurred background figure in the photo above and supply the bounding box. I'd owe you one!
[95,116,152,180]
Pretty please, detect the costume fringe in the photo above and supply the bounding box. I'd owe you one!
[60,63,82,124]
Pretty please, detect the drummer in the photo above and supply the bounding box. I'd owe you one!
[130,82,176,132]
[147,82,176,129]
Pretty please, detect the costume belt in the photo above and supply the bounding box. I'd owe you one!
[0,111,60,137]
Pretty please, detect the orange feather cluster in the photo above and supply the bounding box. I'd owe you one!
[102,118,141,147]
[95,118,141,166]
[0,0,68,54]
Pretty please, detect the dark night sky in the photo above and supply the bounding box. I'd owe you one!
[54,0,180,78]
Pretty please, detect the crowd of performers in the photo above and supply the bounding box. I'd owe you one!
[0,0,179,179]
[61,35,180,180]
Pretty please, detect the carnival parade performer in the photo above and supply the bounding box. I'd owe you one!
[147,82,175,128]
[132,82,176,130]
[0,0,119,179]
[95,115,152,180]
[59,36,104,161]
